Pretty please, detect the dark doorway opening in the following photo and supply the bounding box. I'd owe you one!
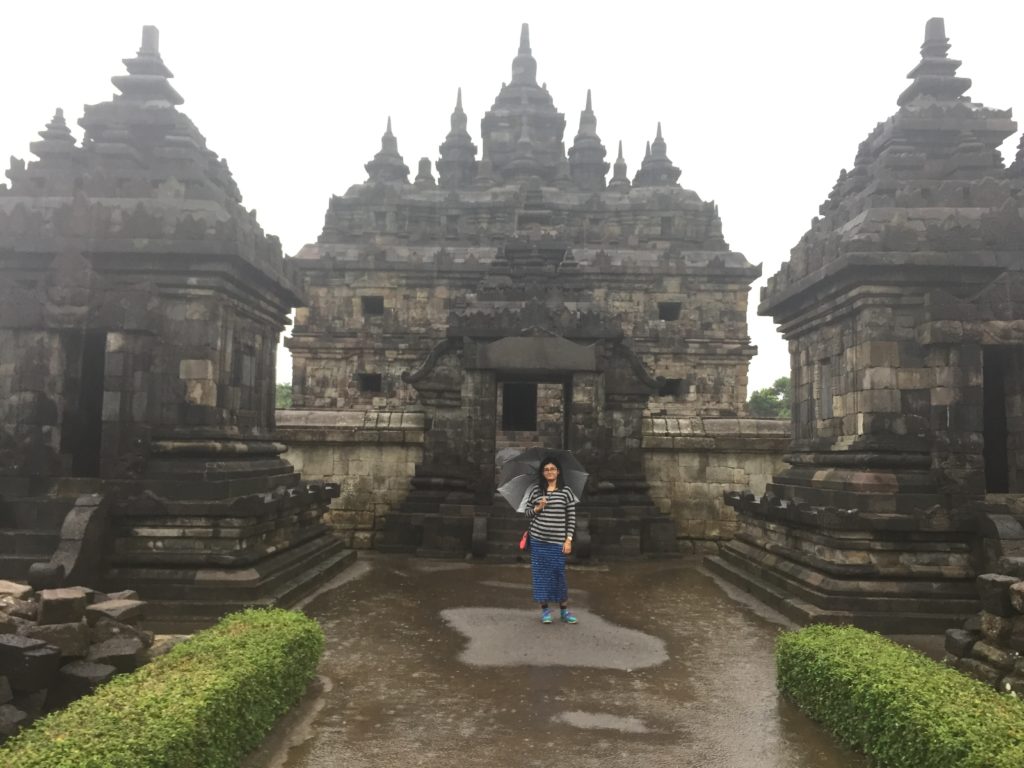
[61,330,106,477]
[983,346,1010,493]
[501,381,537,431]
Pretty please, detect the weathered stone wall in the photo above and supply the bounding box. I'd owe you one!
[276,410,424,548]
[642,416,790,548]
[946,573,1024,694]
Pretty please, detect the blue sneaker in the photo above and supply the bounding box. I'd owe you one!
[541,608,553,624]
[560,608,577,624]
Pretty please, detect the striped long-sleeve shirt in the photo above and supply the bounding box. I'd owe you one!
[524,484,577,545]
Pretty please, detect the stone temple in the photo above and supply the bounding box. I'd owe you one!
[710,18,1024,633]
[280,24,786,558]
[0,28,350,629]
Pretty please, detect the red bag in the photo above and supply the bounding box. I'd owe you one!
[519,531,529,550]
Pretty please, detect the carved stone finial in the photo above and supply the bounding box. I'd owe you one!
[608,140,631,192]
[897,17,971,107]
[511,23,538,85]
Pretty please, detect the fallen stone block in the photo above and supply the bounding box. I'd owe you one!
[1010,581,1024,614]
[0,676,11,705]
[0,582,32,601]
[959,657,1003,687]
[11,689,47,719]
[87,637,145,673]
[47,660,117,711]
[89,617,152,647]
[0,634,46,674]
[980,611,1012,643]
[22,621,90,658]
[0,703,27,738]
[970,640,1015,671]
[0,597,37,621]
[7,644,61,693]
[103,589,139,601]
[977,573,1019,617]
[944,628,979,657]
[85,599,146,626]
[37,588,89,625]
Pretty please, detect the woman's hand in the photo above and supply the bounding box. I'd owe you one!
[562,538,572,555]
[534,496,548,513]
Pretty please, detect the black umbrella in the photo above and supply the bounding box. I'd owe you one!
[496,448,588,512]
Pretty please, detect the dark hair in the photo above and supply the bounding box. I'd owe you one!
[536,456,564,489]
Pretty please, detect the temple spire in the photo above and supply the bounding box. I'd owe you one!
[568,90,608,191]
[365,116,410,184]
[608,140,631,192]
[634,125,681,187]
[437,88,478,188]
[111,25,183,106]
[510,23,538,86]
[897,17,971,107]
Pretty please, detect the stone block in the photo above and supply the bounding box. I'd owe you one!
[84,602,146,630]
[0,703,27,738]
[0,676,10,705]
[944,628,979,657]
[0,582,32,601]
[86,637,145,673]
[0,597,37,621]
[1010,581,1024,613]
[22,622,90,658]
[3,642,61,693]
[958,657,1003,687]
[981,611,1013,643]
[971,640,1014,671]
[104,590,140,602]
[179,359,214,379]
[47,660,118,711]
[978,574,1019,617]
[37,588,89,625]
[89,617,152,647]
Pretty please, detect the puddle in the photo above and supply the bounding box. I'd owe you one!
[440,607,668,669]
[554,710,651,734]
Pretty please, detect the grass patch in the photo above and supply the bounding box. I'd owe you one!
[0,607,324,768]
[776,624,1024,768]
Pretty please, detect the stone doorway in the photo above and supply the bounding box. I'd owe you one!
[60,329,107,478]
[983,345,1024,494]
[496,377,569,453]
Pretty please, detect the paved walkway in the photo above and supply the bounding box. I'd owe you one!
[247,555,868,768]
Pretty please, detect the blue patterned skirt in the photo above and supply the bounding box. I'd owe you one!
[530,539,568,603]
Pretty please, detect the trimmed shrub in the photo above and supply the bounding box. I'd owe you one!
[0,607,324,768]
[776,624,1024,768]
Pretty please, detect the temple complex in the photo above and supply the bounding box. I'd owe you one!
[0,28,349,629]
[282,25,786,557]
[710,18,1024,633]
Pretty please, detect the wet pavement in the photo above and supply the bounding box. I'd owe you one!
[249,554,868,768]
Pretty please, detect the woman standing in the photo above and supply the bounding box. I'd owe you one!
[524,457,578,624]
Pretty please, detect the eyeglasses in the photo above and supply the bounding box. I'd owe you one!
[543,467,558,472]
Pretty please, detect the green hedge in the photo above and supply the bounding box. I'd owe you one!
[0,607,324,768]
[776,624,1024,768]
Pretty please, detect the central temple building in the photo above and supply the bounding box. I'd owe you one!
[283,25,785,556]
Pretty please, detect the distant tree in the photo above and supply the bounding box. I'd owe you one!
[747,376,791,418]
[275,383,293,409]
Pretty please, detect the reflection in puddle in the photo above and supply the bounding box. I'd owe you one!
[554,710,651,733]
[441,607,668,669]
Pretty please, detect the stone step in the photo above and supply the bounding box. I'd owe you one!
[0,554,42,582]
[0,530,60,556]
[0,498,71,530]
[706,543,977,633]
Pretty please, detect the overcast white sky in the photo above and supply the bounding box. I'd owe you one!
[2,1,1021,393]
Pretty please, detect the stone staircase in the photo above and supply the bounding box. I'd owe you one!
[0,497,73,581]
[481,494,531,562]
